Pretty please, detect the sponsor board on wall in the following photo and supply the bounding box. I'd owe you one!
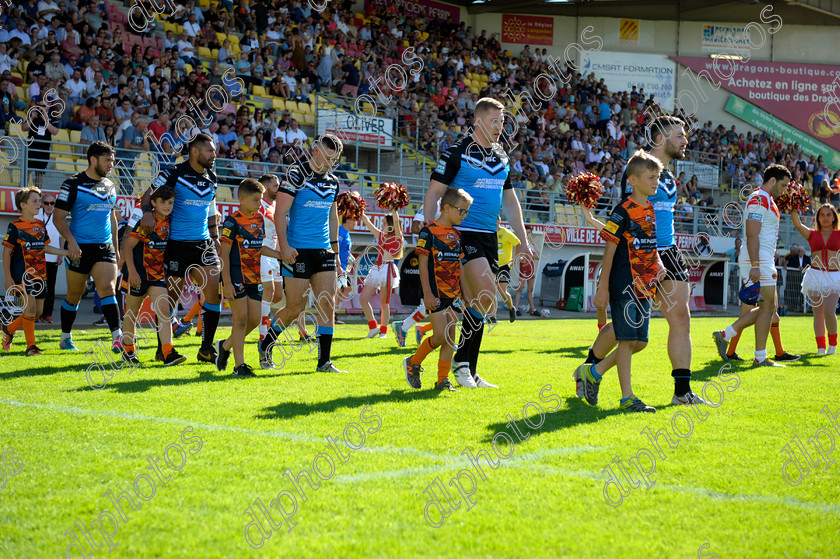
[317,108,394,149]
[672,57,840,154]
[501,15,554,46]
[724,95,840,169]
[701,24,753,54]
[580,51,676,110]
[364,0,459,23]
[618,18,639,46]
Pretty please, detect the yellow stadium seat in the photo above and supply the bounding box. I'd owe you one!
[216,32,226,44]
[69,130,81,144]
[198,46,211,58]
[285,100,298,113]
[291,112,304,123]
[9,122,24,138]
[55,159,77,173]
[301,113,315,126]
[16,86,25,101]
[211,49,219,60]
[297,102,313,115]
[163,21,175,33]
[227,34,239,45]
[252,85,266,96]
[272,97,285,111]
[175,25,183,35]
[185,63,193,74]
[52,130,72,155]
[470,86,480,95]
[230,43,241,57]
[198,0,209,7]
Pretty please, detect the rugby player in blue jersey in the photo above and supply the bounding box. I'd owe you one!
[137,133,223,364]
[259,134,346,373]
[577,116,705,405]
[53,142,123,352]
[423,98,532,389]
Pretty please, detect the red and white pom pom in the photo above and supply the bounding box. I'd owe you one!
[775,181,812,214]
[336,190,367,221]
[565,172,604,209]
[374,182,410,211]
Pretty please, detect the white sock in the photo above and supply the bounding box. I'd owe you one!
[402,305,427,332]
[754,349,767,362]
[259,301,270,339]
[171,315,179,325]
[818,348,827,355]
[112,328,123,341]
[828,346,837,355]
[724,326,738,340]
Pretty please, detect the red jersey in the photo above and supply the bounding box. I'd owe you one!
[3,218,49,282]
[221,211,264,284]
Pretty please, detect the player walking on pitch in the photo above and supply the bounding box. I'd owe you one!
[424,97,532,389]
[259,134,346,373]
[713,165,793,367]
[137,133,223,364]
[582,117,705,405]
[53,142,122,353]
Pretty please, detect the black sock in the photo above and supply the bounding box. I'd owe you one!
[201,304,221,351]
[261,322,281,352]
[60,299,78,334]
[101,296,121,332]
[672,368,692,396]
[585,347,604,365]
[317,332,333,367]
[468,320,485,379]
[454,308,483,363]
[156,314,162,353]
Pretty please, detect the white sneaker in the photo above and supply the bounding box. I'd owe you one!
[828,346,837,355]
[378,333,387,338]
[365,328,379,338]
[818,348,827,355]
[452,362,477,388]
[474,375,498,388]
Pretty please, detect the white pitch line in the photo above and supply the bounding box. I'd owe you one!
[5,399,836,516]
[332,446,605,483]
[0,399,598,464]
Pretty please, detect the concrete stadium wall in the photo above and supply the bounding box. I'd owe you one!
[470,12,840,135]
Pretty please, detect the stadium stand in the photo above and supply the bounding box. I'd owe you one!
[1,0,837,233]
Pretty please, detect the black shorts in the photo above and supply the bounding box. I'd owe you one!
[459,231,499,275]
[230,282,263,301]
[280,248,337,279]
[430,297,459,314]
[11,277,47,298]
[129,279,166,298]
[497,264,512,283]
[65,243,117,276]
[165,239,220,278]
[659,246,689,283]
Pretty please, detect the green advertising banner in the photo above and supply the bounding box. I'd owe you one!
[724,95,840,169]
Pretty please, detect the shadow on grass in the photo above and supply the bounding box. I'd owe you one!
[480,397,623,443]
[65,365,318,394]
[0,363,93,380]
[535,345,589,360]
[257,388,441,420]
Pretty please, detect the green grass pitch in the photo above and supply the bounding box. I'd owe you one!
[1,316,838,558]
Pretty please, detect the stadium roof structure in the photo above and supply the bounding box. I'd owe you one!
[464,0,840,24]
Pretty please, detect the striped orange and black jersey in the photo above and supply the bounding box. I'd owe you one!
[600,198,658,299]
[3,218,49,282]
[416,222,463,299]
[129,213,169,282]
[221,211,264,285]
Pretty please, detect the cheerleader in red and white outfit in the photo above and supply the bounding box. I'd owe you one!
[792,204,840,354]
[360,209,404,338]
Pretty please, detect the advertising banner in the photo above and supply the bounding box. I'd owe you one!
[672,57,840,153]
[701,25,752,54]
[317,108,394,149]
[581,51,676,110]
[501,15,554,46]
[724,95,840,169]
[365,0,460,23]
